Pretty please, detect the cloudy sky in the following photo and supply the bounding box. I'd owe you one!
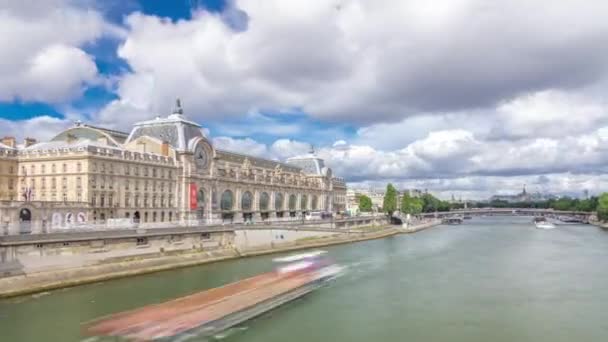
[1,0,608,199]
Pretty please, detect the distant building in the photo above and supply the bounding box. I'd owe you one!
[490,185,548,203]
[345,188,385,215]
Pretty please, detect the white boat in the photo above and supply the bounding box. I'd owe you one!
[535,221,556,229]
[533,216,556,229]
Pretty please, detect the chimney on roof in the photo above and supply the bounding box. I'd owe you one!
[1,136,16,148]
[172,98,183,115]
[161,141,169,156]
[24,137,37,147]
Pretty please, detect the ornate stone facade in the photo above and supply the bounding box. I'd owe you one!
[0,101,345,234]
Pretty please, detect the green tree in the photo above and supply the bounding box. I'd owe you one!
[401,193,423,214]
[358,195,373,212]
[597,193,608,221]
[383,183,398,216]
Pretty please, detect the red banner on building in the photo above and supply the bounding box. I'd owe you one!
[189,183,197,209]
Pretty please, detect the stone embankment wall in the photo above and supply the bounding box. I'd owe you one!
[0,220,438,298]
[589,220,608,229]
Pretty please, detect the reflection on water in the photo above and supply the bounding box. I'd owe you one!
[1,216,608,341]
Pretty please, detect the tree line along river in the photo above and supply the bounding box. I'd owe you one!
[1,216,607,341]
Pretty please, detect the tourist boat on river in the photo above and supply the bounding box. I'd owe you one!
[533,216,556,230]
[83,250,342,341]
[444,216,464,225]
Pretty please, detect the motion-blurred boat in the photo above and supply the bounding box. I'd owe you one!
[84,250,342,341]
[533,217,555,230]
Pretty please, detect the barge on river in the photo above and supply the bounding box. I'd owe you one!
[83,251,341,341]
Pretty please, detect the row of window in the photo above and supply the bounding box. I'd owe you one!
[90,194,174,208]
[0,165,15,174]
[20,163,79,175]
[15,162,176,179]
[93,162,174,179]
[91,177,174,192]
[21,176,80,190]
[217,190,324,211]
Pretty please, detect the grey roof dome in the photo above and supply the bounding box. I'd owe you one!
[125,99,204,151]
[286,147,327,176]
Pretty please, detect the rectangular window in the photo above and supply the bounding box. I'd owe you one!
[125,195,130,207]
[41,164,45,174]
[125,180,130,190]
[91,195,96,206]
[109,194,113,207]
[62,163,67,173]
[152,169,157,177]
[125,165,130,175]
[51,178,57,189]
[30,165,35,175]
[77,163,82,172]
[62,177,67,189]
[76,177,81,188]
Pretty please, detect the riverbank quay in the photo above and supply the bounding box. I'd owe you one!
[589,219,608,230]
[0,220,440,298]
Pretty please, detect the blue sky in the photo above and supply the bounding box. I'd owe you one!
[2,0,608,199]
[0,0,354,146]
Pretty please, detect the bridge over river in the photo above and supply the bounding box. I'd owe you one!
[419,208,594,220]
[1,216,607,342]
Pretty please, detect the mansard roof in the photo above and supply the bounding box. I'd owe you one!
[216,149,301,173]
[125,99,204,151]
[48,125,125,147]
[286,149,327,176]
[0,142,14,150]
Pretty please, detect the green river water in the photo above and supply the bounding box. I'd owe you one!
[1,216,608,341]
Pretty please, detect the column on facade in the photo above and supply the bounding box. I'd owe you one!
[253,189,261,222]
[269,191,276,220]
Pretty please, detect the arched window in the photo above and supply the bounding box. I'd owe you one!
[275,193,283,210]
[221,190,234,211]
[289,194,297,210]
[197,189,205,208]
[259,192,269,211]
[301,195,308,210]
[241,191,253,211]
[312,195,318,210]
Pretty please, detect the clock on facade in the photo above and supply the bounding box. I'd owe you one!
[194,144,208,168]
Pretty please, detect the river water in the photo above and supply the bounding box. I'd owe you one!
[1,216,608,341]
